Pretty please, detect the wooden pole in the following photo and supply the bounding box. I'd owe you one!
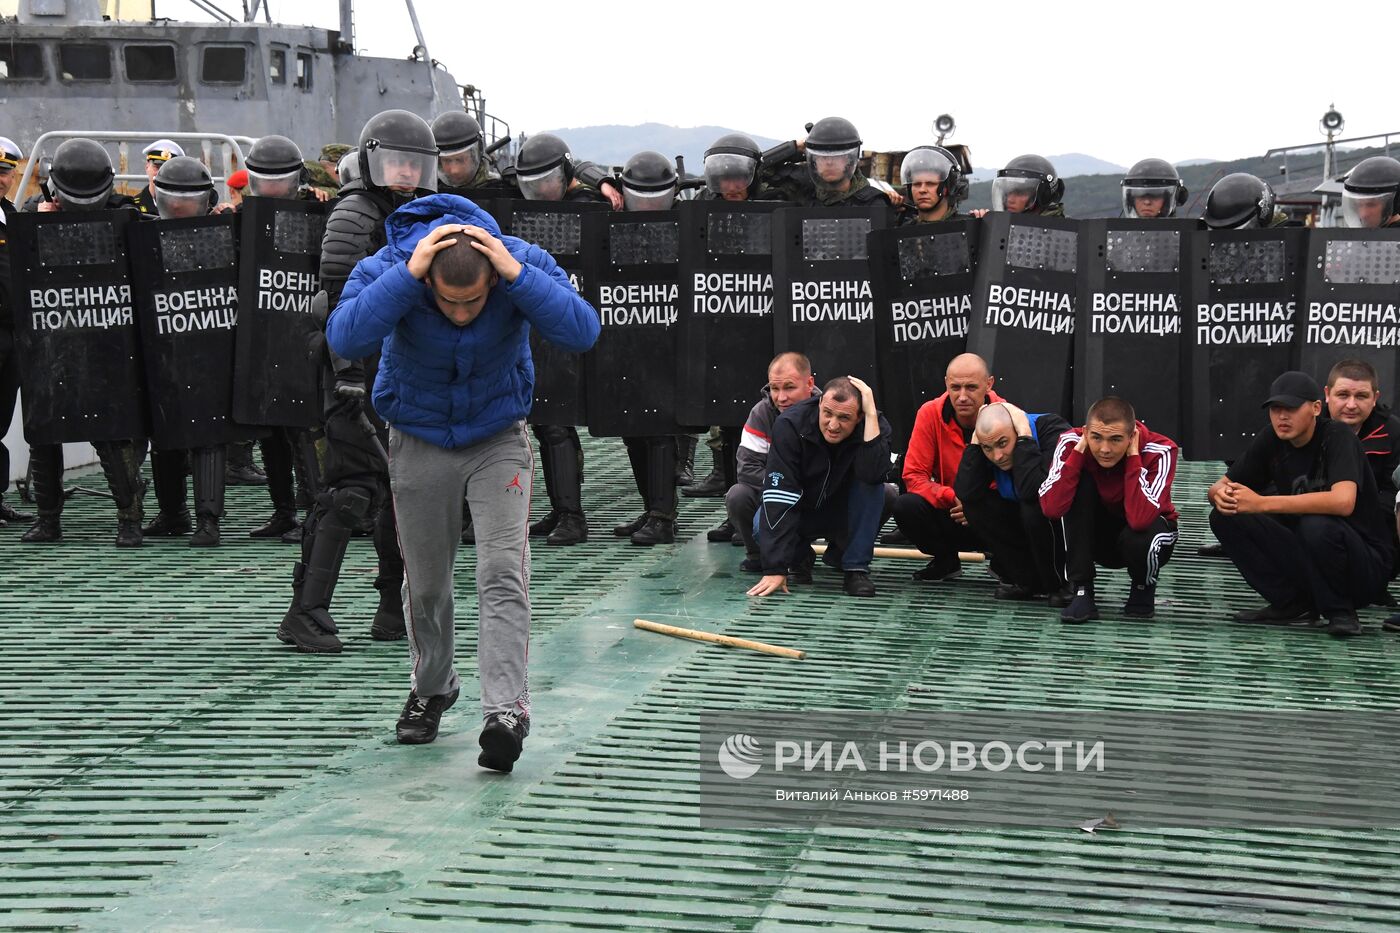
[633,619,805,660]
[812,544,985,562]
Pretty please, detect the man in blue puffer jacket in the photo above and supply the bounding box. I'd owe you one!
[327,194,600,771]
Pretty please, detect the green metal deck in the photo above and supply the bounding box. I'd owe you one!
[2,441,1399,931]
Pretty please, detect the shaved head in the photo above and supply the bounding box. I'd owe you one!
[946,352,990,381]
[975,404,1013,436]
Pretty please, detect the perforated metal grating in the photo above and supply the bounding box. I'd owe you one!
[2,450,1399,931]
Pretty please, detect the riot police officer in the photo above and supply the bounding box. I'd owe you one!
[1341,156,1400,229]
[277,110,438,653]
[0,135,34,527]
[22,138,147,546]
[988,154,1066,216]
[1202,173,1287,230]
[241,134,324,542]
[432,111,514,198]
[765,117,893,216]
[510,132,608,548]
[1121,158,1187,219]
[896,145,966,225]
[698,134,769,202]
[140,157,233,546]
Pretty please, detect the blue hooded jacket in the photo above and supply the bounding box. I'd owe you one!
[326,194,600,449]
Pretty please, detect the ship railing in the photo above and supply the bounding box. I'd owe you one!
[16,131,256,202]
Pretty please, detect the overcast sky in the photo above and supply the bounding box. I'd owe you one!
[249,0,1398,169]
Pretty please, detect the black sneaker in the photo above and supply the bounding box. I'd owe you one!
[1197,542,1226,558]
[739,557,763,574]
[478,710,529,773]
[276,608,344,654]
[396,688,460,745]
[706,519,736,543]
[1123,584,1156,619]
[529,510,559,538]
[1061,584,1099,624]
[1233,603,1316,625]
[0,500,35,525]
[843,570,876,597]
[1048,585,1074,608]
[994,582,1038,601]
[912,555,961,582]
[1326,611,1362,638]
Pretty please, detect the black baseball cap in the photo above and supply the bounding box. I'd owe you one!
[1261,371,1322,409]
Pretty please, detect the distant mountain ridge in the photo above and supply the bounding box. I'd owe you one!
[535,123,784,173]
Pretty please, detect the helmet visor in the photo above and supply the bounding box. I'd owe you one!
[366,146,436,193]
[156,189,211,219]
[1341,189,1395,229]
[1122,184,1177,219]
[248,168,301,198]
[438,145,481,187]
[991,175,1041,213]
[806,146,859,190]
[703,153,757,198]
[517,165,568,202]
[54,185,112,210]
[623,185,676,211]
[900,149,956,187]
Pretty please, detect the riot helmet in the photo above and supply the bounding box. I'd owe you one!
[805,116,862,192]
[49,138,115,210]
[357,109,438,196]
[515,133,573,202]
[1203,173,1276,230]
[621,150,677,211]
[991,154,1064,214]
[900,146,965,212]
[703,133,761,201]
[432,111,483,188]
[154,156,215,219]
[1121,158,1186,219]
[1341,156,1400,228]
[245,134,305,198]
[337,148,361,186]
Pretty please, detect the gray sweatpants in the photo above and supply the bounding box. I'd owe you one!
[388,422,533,719]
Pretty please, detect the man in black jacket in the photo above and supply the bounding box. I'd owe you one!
[747,376,892,598]
[954,402,1071,605]
[0,135,34,527]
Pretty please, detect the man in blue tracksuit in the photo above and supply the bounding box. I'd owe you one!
[327,194,600,772]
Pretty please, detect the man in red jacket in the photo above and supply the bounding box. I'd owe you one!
[892,353,1002,581]
[1038,397,1179,622]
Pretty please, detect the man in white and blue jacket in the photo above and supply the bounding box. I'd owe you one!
[326,194,600,772]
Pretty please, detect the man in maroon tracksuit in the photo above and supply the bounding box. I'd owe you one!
[1039,397,1179,622]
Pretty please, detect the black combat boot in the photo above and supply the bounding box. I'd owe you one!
[189,446,225,547]
[370,575,407,641]
[632,438,677,546]
[541,428,587,546]
[673,434,697,487]
[98,441,145,549]
[254,431,299,538]
[143,448,190,536]
[277,488,370,653]
[20,446,63,542]
[225,440,266,486]
[614,438,649,537]
[0,494,34,526]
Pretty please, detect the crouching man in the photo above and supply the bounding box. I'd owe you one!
[954,402,1071,605]
[1210,371,1393,637]
[1038,397,1179,623]
[326,194,600,770]
[747,376,892,598]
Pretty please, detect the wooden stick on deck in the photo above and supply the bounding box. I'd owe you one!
[812,544,986,562]
[633,619,805,660]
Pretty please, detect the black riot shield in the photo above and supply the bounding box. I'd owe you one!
[9,208,148,445]
[1186,226,1306,461]
[967,212,1078,417]
[1296,228,1400,394]
[771,205,888,386]
[233,196,328,428]
[868,219,980,451]
[129,212,253,450]
[675,200,779,427]
[1075,219,1195,443]
[586,210,681,436]
[489,198,607,426]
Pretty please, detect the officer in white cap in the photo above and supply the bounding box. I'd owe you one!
[135,138,185,214]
